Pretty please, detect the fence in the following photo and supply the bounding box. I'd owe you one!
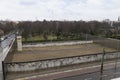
[82,34,120,50]
[94,38,120,50]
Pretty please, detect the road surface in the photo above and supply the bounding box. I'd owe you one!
[0,34,15,80]
[56,68,120,80]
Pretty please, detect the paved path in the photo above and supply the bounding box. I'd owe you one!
[0,63,3,80]
[0,72,3,80]
[57,68,120,80]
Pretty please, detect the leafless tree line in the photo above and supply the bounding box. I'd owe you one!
[0,20,120,41]
[18,20,114,40]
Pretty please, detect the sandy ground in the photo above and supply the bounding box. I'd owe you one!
[11,43,116,62]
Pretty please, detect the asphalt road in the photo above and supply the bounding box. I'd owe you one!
[56,67,120,80]
[0,71,3,80]
[0,61,3,80]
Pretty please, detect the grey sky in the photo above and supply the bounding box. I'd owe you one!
[0,0,120,21]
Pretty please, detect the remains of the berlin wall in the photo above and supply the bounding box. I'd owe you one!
[5,51,120,72]
[23,41,93,47]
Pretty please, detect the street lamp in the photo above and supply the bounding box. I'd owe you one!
[114,27,119,73]
[101,48,105,75]
[100,48,105,80]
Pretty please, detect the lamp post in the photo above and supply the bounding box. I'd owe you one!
[114,27,119,73]
[100,48,105,80]
[101,48,105,75]
[86,33,87,41]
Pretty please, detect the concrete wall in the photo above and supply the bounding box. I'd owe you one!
[5,52,120,72]
[23,41,93,48]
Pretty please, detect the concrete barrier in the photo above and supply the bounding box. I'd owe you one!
[5,51,120,72]
[23,41,93,48]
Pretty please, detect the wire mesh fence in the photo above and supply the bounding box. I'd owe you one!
[82,34,120,50]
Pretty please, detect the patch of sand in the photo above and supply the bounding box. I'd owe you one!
[11,43,116,62]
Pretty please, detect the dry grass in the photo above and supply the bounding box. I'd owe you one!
[11,43,116,62]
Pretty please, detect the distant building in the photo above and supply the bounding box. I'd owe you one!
[0,20,19,25]
[0,21,8,25]
[103,19,113,27]
[118,16,120,22]
[103,19,110,23]
[110,21,113,27]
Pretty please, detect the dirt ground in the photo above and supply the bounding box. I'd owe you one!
[10,43,116,62]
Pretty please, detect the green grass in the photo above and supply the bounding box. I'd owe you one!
[108,34,120,39]
[22,35,85,43]
[22,35,57,42]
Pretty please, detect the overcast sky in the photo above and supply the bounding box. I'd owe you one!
[0,0,120,21]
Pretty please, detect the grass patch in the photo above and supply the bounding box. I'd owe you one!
[22,35,85,43]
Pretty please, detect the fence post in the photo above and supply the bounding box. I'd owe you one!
[2,61,5,80]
